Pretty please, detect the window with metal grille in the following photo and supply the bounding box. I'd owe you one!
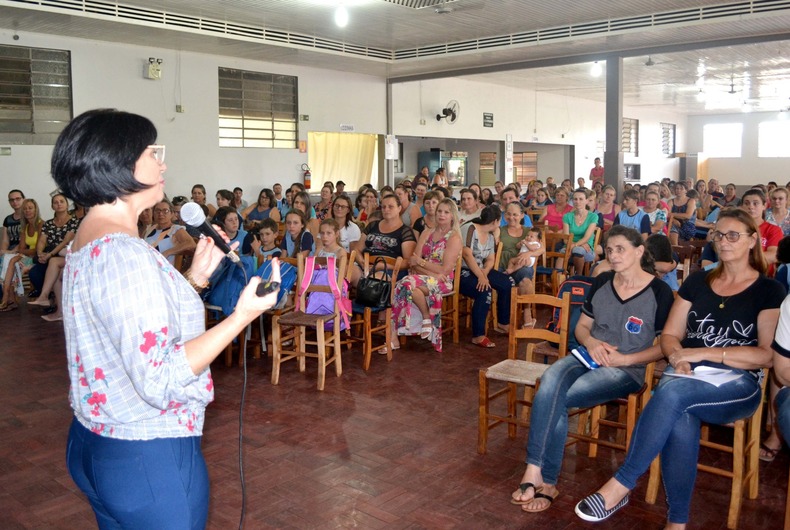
[0,44,72,145]
[218,67,298,148]
[622,117,639,156]
[661,122,676,157]
[514,152,538,186]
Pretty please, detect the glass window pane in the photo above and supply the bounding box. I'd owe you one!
[218,66,297,149]
[703,123,743,158]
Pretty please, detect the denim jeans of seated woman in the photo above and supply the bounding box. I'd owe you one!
[459,268,513,337]
[525,355,643,485]
[614,367,762,524]
[776,386,790,457]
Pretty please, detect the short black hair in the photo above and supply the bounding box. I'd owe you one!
[51,109,157,207]
[233,187,243,193]
[212,206,239,228]
[7,189,24,199]
[216,189,233,202]
[258,218,279,233]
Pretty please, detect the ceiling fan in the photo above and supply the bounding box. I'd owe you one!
[436,100,460,124]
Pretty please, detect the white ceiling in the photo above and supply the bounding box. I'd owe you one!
[1,0,790,114]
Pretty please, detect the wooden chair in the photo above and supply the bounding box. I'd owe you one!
[271,253,349,390]
[348,254,402,370]
[581,227,602,276]
[477,290,571,454]
[567,361,656,456]
[535,232,573,295]
[645,369,769,529]
[440,255,463,345]
[205,304,247,368]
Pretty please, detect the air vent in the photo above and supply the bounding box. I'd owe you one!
[381,0,457,8]
[8,0,790,63]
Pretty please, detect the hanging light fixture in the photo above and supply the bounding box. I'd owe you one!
[590,61,603,77]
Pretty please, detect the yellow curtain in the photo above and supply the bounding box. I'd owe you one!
[307,132,376,192]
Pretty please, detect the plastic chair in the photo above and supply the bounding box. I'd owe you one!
[477,289,571,454]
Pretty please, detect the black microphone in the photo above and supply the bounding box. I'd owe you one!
[180,202,240,263]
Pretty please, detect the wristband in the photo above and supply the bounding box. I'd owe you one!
[185,270,209,293]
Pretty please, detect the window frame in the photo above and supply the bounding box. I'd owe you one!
[218,67,299,149]
[0,44,73,145]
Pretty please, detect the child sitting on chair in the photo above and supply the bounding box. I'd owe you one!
[316,218,346,259]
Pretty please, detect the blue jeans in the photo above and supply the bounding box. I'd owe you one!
[526,355,643,484]
[509,265,534,285]
[614,368,762,524]
[776,386,790,449]
[459,269,513,337]
[67,418,209,530]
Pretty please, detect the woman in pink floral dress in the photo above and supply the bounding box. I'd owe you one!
[393,198,462,352]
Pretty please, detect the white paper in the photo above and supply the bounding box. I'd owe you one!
[663,366,742,387]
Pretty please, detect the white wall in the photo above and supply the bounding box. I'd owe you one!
[0,29,387,210]
[687,111,790,185]
[391,78,687,184]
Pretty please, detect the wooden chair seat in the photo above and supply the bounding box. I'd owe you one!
[277,311,333,327]
[484,359,551,386]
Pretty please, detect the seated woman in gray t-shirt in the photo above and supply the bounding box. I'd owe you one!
[510,225,674,513]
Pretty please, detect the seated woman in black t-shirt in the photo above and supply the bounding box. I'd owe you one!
[576,208,785,527]
[351,194,416,287]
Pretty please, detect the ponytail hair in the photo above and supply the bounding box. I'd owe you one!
[469,204,502,225]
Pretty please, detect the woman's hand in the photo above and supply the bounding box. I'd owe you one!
[190,225,237,284]
[408,254,422,267]
[585,337,619,367]
[476,275,491,291]
[233,258,281,322]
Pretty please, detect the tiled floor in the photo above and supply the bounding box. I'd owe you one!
[1,302,787,529]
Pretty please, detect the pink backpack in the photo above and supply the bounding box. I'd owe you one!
[299,256,351,331]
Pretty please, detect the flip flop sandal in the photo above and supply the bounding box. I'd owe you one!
[0,303,18,312]
[759,443,780,462]
[522,491,558,513]
[511,482,541,505]
[472,337,496,348]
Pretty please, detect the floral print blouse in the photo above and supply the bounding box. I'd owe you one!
[64,234,212,439]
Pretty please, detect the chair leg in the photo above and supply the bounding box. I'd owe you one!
[362,308,372,371]
[478,369,489,455]
[507,382,518,439]
[271,316,281,385]
[728,422,745,529]
[333,326,343,377]
[746,411,762,499]
[645,456,661,504]
[384,309,393,362]
[452,295,459,343]
[587,406,601,458]
[297,327,306,373]
[316,326,326,391]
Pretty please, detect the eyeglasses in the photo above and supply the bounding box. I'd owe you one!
[153,208,171,214]
[711,230,751,242]
[147,145,166,164]
[8,196,23,203]
[333,203,349,210]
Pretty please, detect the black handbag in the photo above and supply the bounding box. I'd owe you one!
[355,257,392,308]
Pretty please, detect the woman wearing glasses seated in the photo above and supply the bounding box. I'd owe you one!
[575,208,784,527]
[330,194,360,253]
[144,199,195,265]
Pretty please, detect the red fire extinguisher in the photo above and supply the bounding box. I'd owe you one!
[301,163,311,189]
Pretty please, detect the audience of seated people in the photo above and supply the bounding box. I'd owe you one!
[11,173,790,524]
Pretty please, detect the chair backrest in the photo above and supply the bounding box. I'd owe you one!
[362,253,404,305]
[541,232,573,270]
[507,289,572,360]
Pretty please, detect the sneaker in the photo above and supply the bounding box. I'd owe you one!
[575,492,629,523]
